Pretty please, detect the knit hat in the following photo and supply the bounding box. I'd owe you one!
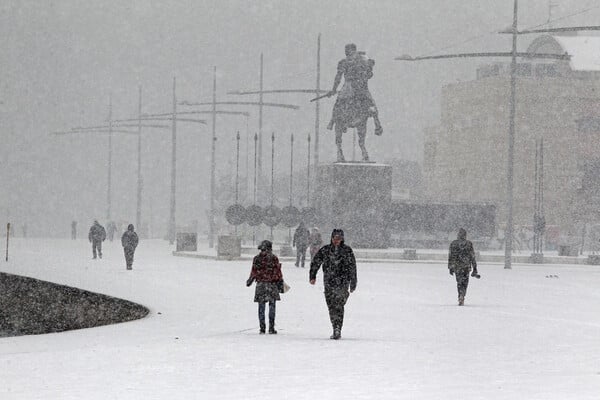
[258,240,272,251]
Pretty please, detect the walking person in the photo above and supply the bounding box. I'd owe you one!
[88,220,106,259]
[448,228,480,306]
[309,229,357,340]
[121,224,139,270]
[293,222,310,268]
[246,240,283,334]
[309,227,323,260]
[71,220,77,240]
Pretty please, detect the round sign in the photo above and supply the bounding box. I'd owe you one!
[225,204,246,226]
[280,205,300,228]
[246,205,264,226]
[263,205,281,227]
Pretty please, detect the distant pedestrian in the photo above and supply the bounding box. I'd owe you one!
[71,220,77,240]
[88,220,106,259]
[448,228,480,306]
[293,222,310,268]
[246,240,283,334]
[107,221,118,242]
[309,227,323,260]
[121,224,139,270]
[310,229,357,340]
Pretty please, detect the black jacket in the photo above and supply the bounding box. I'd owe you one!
[88,223,106,242]
[121,230,139,249]
[448,233,477,272]
[310,243,357,291]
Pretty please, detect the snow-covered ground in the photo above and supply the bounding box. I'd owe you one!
[1,238,600,399]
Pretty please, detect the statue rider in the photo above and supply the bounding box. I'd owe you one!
[326,43,382,162]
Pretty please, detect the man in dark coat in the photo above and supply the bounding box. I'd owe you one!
[310,229,357,340]
[88,220,106,259]
[71,220,77,240]
[448,228,480,306]
[293,222,310,268]
[247,240,283,334]
[121,224,139,270]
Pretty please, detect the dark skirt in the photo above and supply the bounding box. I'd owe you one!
[254,281,281,303]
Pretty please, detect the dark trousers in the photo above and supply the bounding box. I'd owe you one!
[455,268,470,298]
[258,301,276,328]
[92,240,102,258]
[124,246,135,269]
[325,288,349,331]
[295,245,307,267]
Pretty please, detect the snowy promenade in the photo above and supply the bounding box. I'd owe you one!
[1,238,600,399]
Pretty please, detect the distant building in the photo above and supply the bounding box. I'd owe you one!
[423,35,600,242]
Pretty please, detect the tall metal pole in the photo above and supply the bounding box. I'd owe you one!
[169,77,177,245]
[209,66,217,248]
[270,131,275,240]
[253,132,258,245]
[259,54,264,190]
[136,85,142,230]
[314,34,321,172]
[289,133,294,243]
[289,133,294,207]
[107,94,113,221]
[236,131,241,204]
[504,0,518,269]
[307,134,311,206]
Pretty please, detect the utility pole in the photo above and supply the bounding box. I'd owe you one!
[169,77,177,245]
[396,0,570,269]
[210,67,217,248]
[137,86,143,231]
[107,94,113,221]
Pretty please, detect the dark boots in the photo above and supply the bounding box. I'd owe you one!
[330,327,341,340]
[268,320,277,334]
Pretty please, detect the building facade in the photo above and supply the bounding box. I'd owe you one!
[423,35,600,243]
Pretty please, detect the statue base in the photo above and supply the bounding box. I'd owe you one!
[314,162,392,248]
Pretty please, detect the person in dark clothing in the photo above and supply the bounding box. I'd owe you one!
[247,240,284,334]
[309,229,357,340]
[448,228,480,306]
[88,220,106,259]
[71,220,77,240]
[293,222,310,268]
[121,224,139,270]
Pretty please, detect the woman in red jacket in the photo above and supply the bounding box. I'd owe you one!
[246,240,283,334]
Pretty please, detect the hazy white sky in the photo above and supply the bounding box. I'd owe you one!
[1,0,599,235]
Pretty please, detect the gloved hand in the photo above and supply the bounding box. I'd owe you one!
[246,277,254,287]
[471,270,481,279]
[449,268,454,276]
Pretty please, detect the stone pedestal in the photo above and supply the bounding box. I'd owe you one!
[217,235,241,259]
[314,162,392,248]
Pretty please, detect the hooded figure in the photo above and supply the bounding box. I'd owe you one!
[88,220,106,259]
[448,228,480,306]
[309,229,357,339]
[247,240,284,334]
[121,224,139,270]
